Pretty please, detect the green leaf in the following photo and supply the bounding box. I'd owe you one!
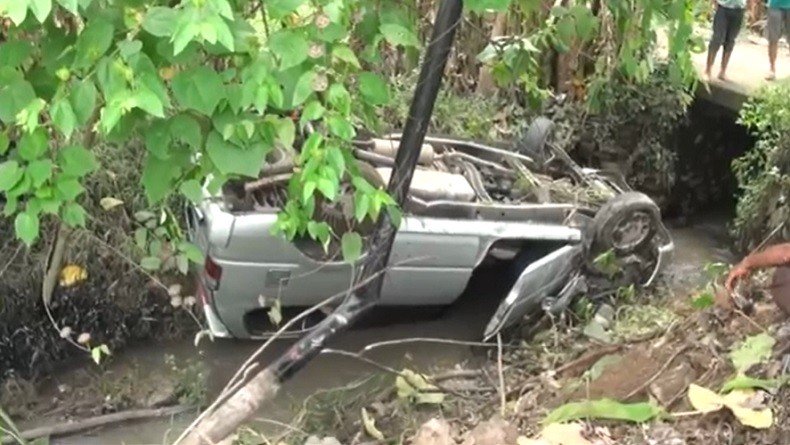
[300,100,325,126]
[55,176,85,200]
[691,290,714,310]
[171,67,225,116]
[326,145,345,177]
[379,24,420,48]
[70,79,98,125]
[56,0,79,14]
[332,45,361,68]
[720,375,782,394]
[0,0,28,25]
[326,83,351,115]
[61,202,87,227]
[133,86,165,117]
[51,97,78,139]
[140,256,162,271]
[275,117,295,149]
[142,7,178,37]
[387,205,403,228]
[395,369,445,405]
[0,79,36,124]
[15,212,40,245]
[0,131,8,155]
[354,193,369,222]
[141,155,177,203]
[29,0,52,23]
[266,0,305,19]
[291,69,315,107]
[16,98,46,133]
[465,0,512,12]
[170,114,203,149]
[171,8,200,56]
[180,179,203,203]
[729,333,775,373]
[358,72,390,105]
[0,41,34,67]
[73,19,115,69]
[316,177,338,201]
[0,161,24,192]
[180,241,204,264]
[205,131,269,178]
[18,129,48,161]
[544,399,663,424]
[341,232,363,263]
[327,116,355,140]
[59,145,98,178]
[27,159,53,187]
[268,29,309,70]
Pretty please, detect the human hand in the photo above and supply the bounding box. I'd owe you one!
[725,263,751,292]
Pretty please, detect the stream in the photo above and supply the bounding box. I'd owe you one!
[45,213,736,445]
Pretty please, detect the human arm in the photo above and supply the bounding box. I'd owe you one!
[725,242,790,291]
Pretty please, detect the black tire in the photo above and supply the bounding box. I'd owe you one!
[586,192,661,256]
[516,117,555,164]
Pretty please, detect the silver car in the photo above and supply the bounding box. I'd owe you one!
[187,118,674,340]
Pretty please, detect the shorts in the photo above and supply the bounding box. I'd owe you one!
[770,266,790,316]
[768,7,790,43]
[710,5,745,53]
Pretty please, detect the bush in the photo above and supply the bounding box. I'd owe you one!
[732,81,790,250]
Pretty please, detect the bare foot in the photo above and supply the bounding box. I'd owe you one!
[765,71,776,81]
[718,70,729,81]
[704,70,712,82]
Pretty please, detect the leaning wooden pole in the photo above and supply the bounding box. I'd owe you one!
[180,2,464,443]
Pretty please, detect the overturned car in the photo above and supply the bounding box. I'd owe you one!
[187,117,674,340]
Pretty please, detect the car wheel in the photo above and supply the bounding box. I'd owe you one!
[587,192,660,256]
[516,116,555,164]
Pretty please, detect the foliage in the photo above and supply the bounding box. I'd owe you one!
[543,398,663,424]
[165,354,207,407]
[687,384,773,429]
[733,80,790,250]
[728,333,775,374]
[395,369,445,405]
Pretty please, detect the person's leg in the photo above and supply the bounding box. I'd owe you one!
[720,8,744,80]
[767,8,781,79]
[708,5,727,79]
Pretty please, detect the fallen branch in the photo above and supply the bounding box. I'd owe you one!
[555,344,624,378]
[496,333,506,416]
[42,225,70,306]
[243,173,293,193]
[1,406,191,444]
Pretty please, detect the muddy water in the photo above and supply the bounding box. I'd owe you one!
[53,216,734,445]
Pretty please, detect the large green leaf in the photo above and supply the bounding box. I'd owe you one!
[141,155,178,203]
[69,79,98,125]
[15,211,40,245]
[379,23,419,48]
[358,72,389,105]
[341,232,363,263]
[27,159,53,187]
[55,176,85,200]
[142,6,178,37]
[61,202,87,227]
[729,333,775,373]
[51,97,78,139]
[73,19,115,69]
[266,0,305,19]
[0,161,24,192]
[544,399,663,424]
[0,79,36,124]
[58,145,98,178]
[0,0,28,25]
[268,29,309,70]
[205,131,269,178]
[29,0,52,23]
[171,66,225,116]
[56,0,79,13]
[18,129,48,161]
[0,41,34,67]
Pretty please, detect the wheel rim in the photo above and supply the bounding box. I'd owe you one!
[611,211,653,252]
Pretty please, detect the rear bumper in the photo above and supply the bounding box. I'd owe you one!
[203,303,233,338]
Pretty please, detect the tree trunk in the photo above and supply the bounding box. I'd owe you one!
[476,12,508,95]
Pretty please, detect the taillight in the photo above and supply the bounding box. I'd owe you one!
[204,256,222,290]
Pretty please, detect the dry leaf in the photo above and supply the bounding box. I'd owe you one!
[59,264,88,287]
[361,407,385,441]
[687,384,773,429]
[541,423,594,445]
[100,197,124,210]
